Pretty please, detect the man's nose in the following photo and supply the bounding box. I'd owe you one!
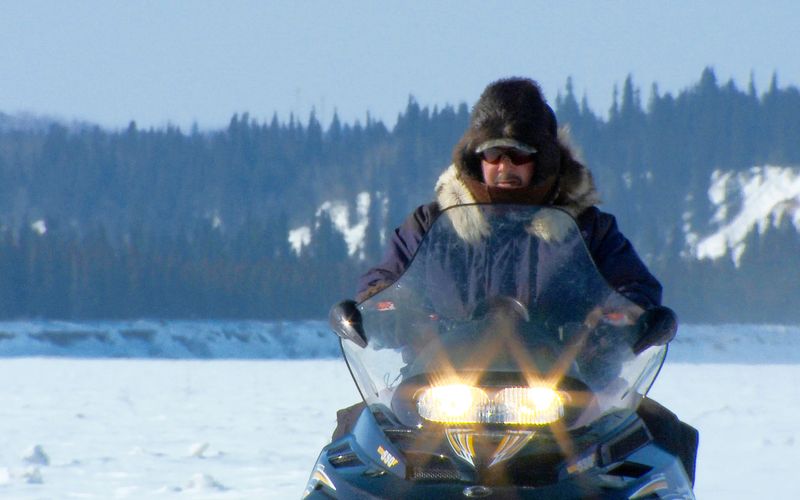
[497,155,514,169]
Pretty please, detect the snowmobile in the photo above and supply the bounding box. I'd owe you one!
[304,204,695,499]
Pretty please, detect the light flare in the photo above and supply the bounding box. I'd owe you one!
[417,384,489,423]
[495,386,564,425]
[417,384,565,425]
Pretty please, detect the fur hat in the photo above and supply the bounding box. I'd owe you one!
[453,78,561,190]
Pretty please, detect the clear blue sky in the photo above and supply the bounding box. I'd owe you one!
[2,1,798,130]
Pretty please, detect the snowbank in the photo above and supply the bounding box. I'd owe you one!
[668,324,800,363]
[0,319,339,359]
[1,320,798,362]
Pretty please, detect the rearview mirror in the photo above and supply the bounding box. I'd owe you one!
[329,300,367,348]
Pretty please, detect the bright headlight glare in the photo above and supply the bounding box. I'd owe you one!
[417,384,489,423]
[494,387,564,425]
[417,384,564,425]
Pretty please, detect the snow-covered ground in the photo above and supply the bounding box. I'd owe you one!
[0,358,354,498]
[0,323,798,498]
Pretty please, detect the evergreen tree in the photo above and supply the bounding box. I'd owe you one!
[0,70,798,321]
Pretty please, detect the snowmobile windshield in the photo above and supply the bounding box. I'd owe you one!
[342,205,666,430]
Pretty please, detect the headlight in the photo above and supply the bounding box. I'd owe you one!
[417,384,564,425]
[417,384,490,424]
[494,387,564,425]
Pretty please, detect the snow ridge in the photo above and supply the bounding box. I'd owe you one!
[0,320,339,359]
[289,191,387,258]
[689,165,800,265]
[1,321,798,363]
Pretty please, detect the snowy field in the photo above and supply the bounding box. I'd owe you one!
[0,323,799,499]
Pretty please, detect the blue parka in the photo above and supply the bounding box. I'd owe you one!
[357,162,662,310]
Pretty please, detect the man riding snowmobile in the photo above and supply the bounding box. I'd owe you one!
[329,77,697,488]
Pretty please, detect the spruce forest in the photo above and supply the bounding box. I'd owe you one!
[0,68,798,322]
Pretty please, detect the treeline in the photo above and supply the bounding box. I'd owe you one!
[0,213,360,319]
[0,67,798,320]
[556,68,800,250]
[662,217,800,323]
[552,68,800,322]
[0,102,468,239]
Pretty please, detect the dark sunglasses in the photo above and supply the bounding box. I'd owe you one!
[479,147,535,165]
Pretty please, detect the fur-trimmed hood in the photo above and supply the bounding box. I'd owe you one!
[434,127,600,243]
[436,127,599,216]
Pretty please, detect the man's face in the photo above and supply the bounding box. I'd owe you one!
[480,148,535,188]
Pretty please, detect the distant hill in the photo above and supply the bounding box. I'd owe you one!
[0,68,798,322]
[0,111,64,132]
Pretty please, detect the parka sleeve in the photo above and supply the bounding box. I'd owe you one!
[577,208,663,309]
[356,203,440,302]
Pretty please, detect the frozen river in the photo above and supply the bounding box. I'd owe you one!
[0,323,798,498]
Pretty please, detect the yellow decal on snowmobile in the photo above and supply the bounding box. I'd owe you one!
[377,446,399,468]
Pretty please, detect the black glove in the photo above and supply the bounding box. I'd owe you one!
[633,306,678,354]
